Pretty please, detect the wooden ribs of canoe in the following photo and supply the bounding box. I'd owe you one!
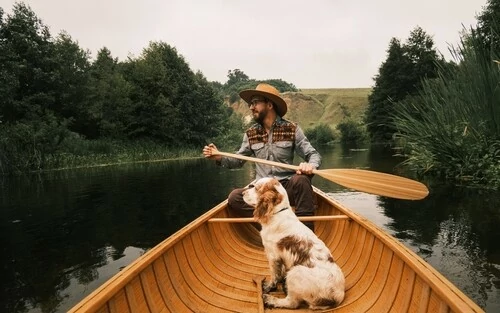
[69,188,484,313]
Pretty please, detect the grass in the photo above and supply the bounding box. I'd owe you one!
[0,136,203,174]
[391,32,500,188]
[43,142,201,172]
[301,88,371,126]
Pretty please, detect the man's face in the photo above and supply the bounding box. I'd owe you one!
[248,96,269,123]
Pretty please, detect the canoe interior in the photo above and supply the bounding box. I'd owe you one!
[69,188,484,313]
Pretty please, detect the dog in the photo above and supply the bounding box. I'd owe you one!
[242,177,345,310]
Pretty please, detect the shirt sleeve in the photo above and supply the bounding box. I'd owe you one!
[294,125,322,169]
[218,133,252,168]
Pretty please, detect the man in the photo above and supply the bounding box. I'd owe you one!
[202,83,321,230]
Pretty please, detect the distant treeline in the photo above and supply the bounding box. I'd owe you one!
[0,3,296,174]
[211,69,298,103]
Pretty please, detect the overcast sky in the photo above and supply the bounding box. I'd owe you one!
[1,0,488,88]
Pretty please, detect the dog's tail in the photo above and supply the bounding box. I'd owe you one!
[310,286,344,309]
[312,297,339,308]
[315,266,345,307]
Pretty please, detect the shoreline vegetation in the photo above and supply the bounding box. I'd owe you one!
[1,2,499,189]
[38,149,203,173]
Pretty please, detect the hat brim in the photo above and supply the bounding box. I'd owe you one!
[239,89,288,117]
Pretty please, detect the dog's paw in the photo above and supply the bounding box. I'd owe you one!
[263,294,276,308]
[262,281,277,293]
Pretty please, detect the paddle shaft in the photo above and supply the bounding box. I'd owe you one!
[211,150,429,200]
[213,150,302,172]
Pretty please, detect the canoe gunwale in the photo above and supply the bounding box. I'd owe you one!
[314,187,483,313]
[69,188,484,313]
[67,200,229,313]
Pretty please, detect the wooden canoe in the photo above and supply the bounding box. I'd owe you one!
[69,187,484,313]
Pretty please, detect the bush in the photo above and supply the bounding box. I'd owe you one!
[391,29,500,188]
[0,120,203,173]
[0,117,70,174]
[336,120,368,144]
[305,124,336,146]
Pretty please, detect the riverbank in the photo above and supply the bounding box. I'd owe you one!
[0,138,205,175]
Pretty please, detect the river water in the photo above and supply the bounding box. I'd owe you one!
[0,145,498,312]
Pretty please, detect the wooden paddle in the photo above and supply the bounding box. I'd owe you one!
[211,150,429,200]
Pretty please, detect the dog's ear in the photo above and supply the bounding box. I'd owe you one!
[253,190,274,223]
[253,180,284,224]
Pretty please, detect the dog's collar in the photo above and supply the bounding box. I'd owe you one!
[275,207,289,215]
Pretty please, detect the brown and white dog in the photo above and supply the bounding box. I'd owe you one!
[243,177,345,310]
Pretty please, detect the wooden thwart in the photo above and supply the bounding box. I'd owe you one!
[208,215,350,223]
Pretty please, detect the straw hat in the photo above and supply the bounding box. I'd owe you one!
[239,83,288,117]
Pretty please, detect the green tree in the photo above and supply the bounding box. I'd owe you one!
[124,41,227,146]
[366,38,409,142]
[223,69,254,103]
[366,26,444,142]
[305,123,335,145]
[226,68,249,86]
[88,47,133,138]
[208,80,224,98]
[124,45,181,142]
[190,70,230,144]
[0,7,18,124]
[52,32,92,136]
[476,0,500,53]
[0,3,73,172]
[221,69,298,104]
[0,2,57,122]
[337,120,367,144]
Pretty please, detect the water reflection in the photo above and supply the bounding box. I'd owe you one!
[0,159,251,313]
[0,145,498,312]
[317,144,500,311]
[380,186,500,310]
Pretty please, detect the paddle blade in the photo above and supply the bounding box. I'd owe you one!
[315,168,429,200]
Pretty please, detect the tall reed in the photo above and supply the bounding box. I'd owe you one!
[392,30,500,187]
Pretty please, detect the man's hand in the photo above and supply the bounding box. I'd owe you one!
[202,143,222,161]
[296,162,315,175]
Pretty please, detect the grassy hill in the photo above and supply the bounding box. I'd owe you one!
[230,88,372,130]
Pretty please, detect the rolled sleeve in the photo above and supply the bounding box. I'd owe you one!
[294,126,321,169]
[219,133,251,169]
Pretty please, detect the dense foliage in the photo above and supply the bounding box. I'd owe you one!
[389,0,500,188]
[304,124,336,145]
[392,36,500,187]
[0,3,232,173]
[476,0,500,53]
[0,4,302,174]
[219,69,299,104]
[365,27,446,142]
[336,120,368,145]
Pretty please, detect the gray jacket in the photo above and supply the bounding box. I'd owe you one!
[219,117,321,181]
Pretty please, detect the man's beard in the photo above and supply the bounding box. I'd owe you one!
[252,110,266,124]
